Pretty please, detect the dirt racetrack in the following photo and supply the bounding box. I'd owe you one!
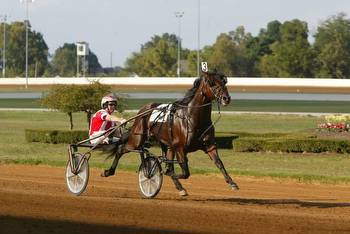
[1,164,350,234]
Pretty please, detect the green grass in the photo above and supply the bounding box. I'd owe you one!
[0,99,42,108]
[2,98,350,113]
[1,111,350,184]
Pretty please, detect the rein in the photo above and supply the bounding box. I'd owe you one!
[174,102,212,108]
[198,100,221,141]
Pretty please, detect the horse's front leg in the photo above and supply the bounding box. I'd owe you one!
[206,145,239,190]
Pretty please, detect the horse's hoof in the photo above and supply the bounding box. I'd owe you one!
[230,183,239,191]
[101,169,115,177]
[179,189,188,196]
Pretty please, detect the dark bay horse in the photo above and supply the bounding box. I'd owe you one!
[104,71,239,195]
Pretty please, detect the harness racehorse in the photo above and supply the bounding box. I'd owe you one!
[104,70,239,196]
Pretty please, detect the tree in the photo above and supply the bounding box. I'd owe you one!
[41,85,80,130]
[50,43,76,76]
[228,26,256,76]
[51,43,102,77]
[313,13,350,78]
[41,82,125,130]
[76,82,122,128]
[0,21,49,77]
[206,33,237,76]
[198,26,256,77]
[259,19,314,78]
[257,20,282,56]
[125,33,178,76]
[185,51,199,76]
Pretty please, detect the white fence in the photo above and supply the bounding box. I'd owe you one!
[1,77,350,88]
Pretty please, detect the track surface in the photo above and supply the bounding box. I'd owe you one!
[1,164,350,234]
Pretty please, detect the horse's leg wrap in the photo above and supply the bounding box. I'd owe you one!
[176,158,190,179]
[171,175,184,190]
[165,163,175,176]
[171,175,188,196]
[169,154,189,196]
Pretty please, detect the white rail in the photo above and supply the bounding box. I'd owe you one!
[0,77,350,88]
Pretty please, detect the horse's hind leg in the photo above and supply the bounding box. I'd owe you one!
[172,152,190,196]
[161,144,174,176]
[206,145,239,190]
[165,148,188,196]
[171,175,187,196]
[101,157,119,177]
[101,144,126,177]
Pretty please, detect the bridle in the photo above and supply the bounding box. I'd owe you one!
[174,74,229,141]
[202,74,228,104]
[174,74,227,109]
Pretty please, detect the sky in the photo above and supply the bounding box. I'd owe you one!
[2,0,350,67]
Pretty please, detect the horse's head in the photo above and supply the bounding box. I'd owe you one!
[201,71,231,106]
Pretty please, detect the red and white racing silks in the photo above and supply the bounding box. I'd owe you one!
[89,109,115,144]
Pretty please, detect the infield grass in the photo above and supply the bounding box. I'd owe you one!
[2,111,350,184]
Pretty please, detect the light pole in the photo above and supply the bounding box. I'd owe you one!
[1,15,7,78]
[175,11,184,78]
[197,0,201,77]
[21,0,34,88]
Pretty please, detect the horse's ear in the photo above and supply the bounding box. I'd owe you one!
[193,77,201,87]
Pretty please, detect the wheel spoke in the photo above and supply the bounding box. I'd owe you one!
[73,176,78,188]
[67,174,76,180]
[76,176,83,185]
[77,174,85,182]
[149,179,157,191]
[147,180,151,195]
[139,176,148,183]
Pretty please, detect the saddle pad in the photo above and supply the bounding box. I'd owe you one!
[149,104,172,123]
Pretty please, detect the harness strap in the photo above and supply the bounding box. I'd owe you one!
[167,105,177,150]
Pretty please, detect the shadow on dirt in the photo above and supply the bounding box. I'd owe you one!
[203,197,350,208]
[0,215,196,234]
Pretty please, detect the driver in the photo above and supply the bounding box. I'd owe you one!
[89,95,126,145]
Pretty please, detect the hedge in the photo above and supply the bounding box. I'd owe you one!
[25,129,88,144]
[233,137,350,154]
[26,129,349,154]
[25,129,236,148]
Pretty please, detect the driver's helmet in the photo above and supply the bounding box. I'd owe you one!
[101,95,117,108]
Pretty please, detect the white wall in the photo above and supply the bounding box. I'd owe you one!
[1,77,350,88]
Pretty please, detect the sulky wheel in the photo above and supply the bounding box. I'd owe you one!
[65,153,89,196]
[138,156,163,198]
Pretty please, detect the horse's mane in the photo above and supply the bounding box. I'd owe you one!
[174,77,202,105]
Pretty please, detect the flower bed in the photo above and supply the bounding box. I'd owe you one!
[318,115,350,132]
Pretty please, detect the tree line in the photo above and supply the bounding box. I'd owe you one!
[1,13,350,78]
